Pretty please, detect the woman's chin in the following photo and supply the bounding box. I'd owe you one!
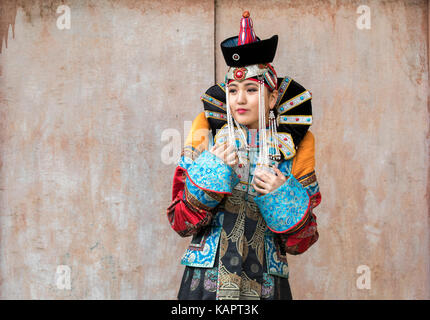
[234,114,252,124]
[234,118,250,126]
[234,119,259,130]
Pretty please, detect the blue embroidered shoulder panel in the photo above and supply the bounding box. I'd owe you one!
[254,172,310,233]
[186,150,240,194]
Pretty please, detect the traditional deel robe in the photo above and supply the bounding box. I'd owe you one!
[167,82,321,300]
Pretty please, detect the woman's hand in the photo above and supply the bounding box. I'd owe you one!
[252,166,288,195]
[209,142,238,167]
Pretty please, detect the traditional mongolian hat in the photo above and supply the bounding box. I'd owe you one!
[201,11,313,167]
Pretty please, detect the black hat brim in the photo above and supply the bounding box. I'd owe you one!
[221,35,278,67]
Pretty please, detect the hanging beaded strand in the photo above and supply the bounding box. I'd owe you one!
[225,83,236,147]
[269,110,281,161]
[232,109,250,153]
[257,78,269,170]
[225,81,249,165]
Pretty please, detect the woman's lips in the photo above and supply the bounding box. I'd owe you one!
[236,108,248,114]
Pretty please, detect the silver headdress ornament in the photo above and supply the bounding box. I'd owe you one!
[223,66,279,171]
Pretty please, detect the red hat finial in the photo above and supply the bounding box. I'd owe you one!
[238,11,257,46]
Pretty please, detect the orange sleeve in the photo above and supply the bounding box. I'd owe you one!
[291,131,315,179]
[184,112,210,153]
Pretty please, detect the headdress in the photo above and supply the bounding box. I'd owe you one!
[201,11,313,168]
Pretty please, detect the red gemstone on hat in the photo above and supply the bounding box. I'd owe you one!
[290,102,294,105]
[296,118,299,121]
[233,68,247,81]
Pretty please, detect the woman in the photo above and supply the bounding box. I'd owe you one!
[167,11,321,300]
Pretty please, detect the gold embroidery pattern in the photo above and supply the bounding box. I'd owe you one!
[227,209,246,244]
[245,196,260,220]
[297,170,317,187]
[182,145,201,160]
[224,189,245,213]
[219,229,229,259]
[184,184,213,212]
[239,273,261,300]
[247,216,267,266]
[217,265,241,300]
[217,191,267,300]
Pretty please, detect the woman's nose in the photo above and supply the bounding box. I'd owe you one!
[237,90,246,104]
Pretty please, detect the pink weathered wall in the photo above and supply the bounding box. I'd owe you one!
[0,0,428,299]
[0,0,214,299]
[216,0,430,299]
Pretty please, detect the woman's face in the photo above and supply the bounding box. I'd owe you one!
[228,79,278,129]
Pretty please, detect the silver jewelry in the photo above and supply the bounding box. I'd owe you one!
[268,110,281,161]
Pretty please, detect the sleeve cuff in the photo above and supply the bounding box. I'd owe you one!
[185,150,240,194]
[184,178,224,210]
[254,174,310,233]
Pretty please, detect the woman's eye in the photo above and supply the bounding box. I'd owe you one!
[228,88,257,94]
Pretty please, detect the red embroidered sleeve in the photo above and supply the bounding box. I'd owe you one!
[277,212,319,255]
[166,166,219,237]
[276,171,322,255]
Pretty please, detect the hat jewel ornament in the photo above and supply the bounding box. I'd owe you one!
[238,10,257,46]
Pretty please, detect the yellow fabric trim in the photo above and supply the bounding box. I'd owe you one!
[291,131,316,179]
[185,112,210,153]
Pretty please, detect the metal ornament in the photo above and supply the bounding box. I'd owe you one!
[269,109,281,161]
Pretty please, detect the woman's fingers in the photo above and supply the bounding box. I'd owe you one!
[218,143,236,163]
[253,175,270,189]
[226,157,238,166]
[210,141,238,166]
[210,141,222,152]
[225,151,236,161]
[211,141,226,156]
[273,166,287,180]
[212,142,253,167]
[254,170,272,183]
[225,144,237,155]
[224,145,239,165]
[223,143,235,155]
[252,182,268,195]
[212,141,235,154]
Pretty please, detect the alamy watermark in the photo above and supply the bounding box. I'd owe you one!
[56,265,71,290]
[356,265,371,290]
[56,5,71,30]
[356,5,371,30]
